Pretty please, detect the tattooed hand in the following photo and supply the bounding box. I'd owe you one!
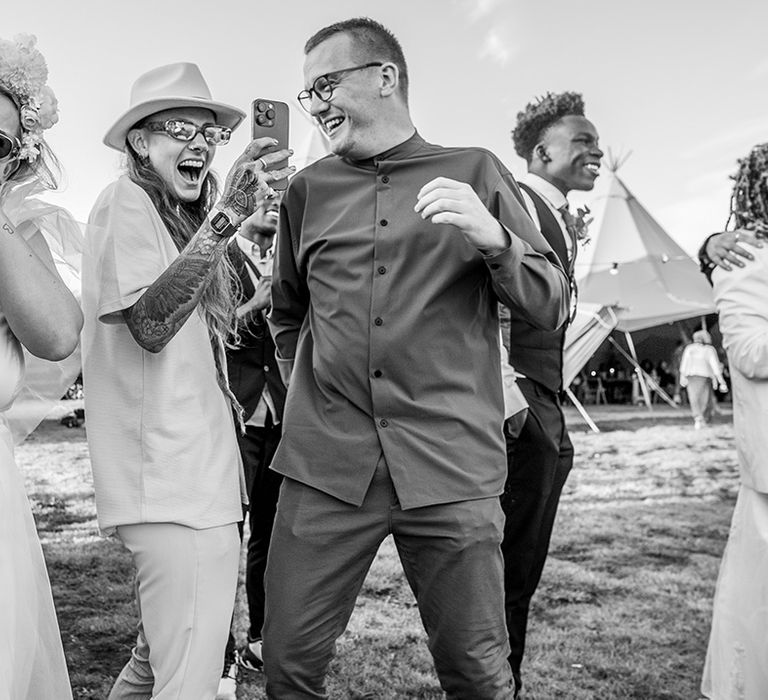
[219,138,294,224]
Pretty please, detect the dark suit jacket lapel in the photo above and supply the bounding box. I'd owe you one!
[519,181,570,271]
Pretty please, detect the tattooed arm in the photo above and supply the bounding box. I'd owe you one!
[122,219,228,353]
[122,140,293,353]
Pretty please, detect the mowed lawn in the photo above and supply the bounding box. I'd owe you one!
[15,403,738,699]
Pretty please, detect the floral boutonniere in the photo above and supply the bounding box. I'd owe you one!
[570,206,593,246]
[560,204,593,246]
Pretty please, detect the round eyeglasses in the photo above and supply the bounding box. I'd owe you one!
[144,119,232,146]
[297,62,383,112]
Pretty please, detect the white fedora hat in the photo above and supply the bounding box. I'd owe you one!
[104,62,245,151]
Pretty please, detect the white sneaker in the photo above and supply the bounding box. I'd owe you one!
[215,663,239,700]
[694,417,704,430]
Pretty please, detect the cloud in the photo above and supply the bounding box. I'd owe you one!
[479,28,518,66]
[454,0,506,21]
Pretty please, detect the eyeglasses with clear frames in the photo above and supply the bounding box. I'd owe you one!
[143,119,232,146]
[297,62,384,112]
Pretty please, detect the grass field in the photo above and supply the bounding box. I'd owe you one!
[15,403,737,699]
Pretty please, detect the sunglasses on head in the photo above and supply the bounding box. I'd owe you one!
[143,119,231,146]
[0,129,21,161]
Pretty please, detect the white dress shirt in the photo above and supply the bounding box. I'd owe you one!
[520,172,573,262]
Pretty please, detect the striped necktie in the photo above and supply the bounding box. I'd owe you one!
[557,204,579,273]
[557,204,579,322]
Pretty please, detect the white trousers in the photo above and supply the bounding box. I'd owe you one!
[108,522,240,700]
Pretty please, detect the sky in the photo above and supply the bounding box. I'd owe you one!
[7,0,768,255]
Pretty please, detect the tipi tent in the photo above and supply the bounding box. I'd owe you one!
[575,163,715,329]
[562,160,716,425]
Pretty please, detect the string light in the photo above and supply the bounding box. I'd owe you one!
[572,253,699,269]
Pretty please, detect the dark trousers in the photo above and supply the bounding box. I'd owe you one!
[500,378,574,692]
[224,419,283,665]
[262,456,515,700]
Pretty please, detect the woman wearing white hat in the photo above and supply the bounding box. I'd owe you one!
[81,62,293,699]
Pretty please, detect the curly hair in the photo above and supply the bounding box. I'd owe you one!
[304,17,409,104]
[730,142,768,233]
[511,91,585,162]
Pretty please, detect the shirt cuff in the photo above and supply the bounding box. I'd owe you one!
[481,224,525,267]
[698,233,718,284]
[276,356,294,387]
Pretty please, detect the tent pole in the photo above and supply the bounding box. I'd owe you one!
[624,331,652,409]
[564,387,600,433]
[639,369,679,408]
[607,336,679,408]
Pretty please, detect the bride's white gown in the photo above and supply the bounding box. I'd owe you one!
[0,311,72,700]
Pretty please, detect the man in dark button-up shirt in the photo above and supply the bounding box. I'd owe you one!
[263,17,569,700]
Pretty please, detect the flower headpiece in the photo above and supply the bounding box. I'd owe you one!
[0,34,59,162]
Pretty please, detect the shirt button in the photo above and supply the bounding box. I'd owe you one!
[379,418,389,428]
[377,266,387,275]
[373,369,382,378]
[374,317,383,326]
[381,175,390,184]
[380,219,388,227]
[264,365,270,372]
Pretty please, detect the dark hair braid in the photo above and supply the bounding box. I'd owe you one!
[730,143,768,233]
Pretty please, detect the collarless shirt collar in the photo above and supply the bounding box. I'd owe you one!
[343,129,423,168]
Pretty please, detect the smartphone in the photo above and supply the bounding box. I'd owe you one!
[251,98,290,191]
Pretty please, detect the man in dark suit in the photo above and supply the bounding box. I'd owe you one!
[219,194,286,696]
[502,92,603,697]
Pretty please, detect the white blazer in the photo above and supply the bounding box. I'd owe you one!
[713,245,768,492]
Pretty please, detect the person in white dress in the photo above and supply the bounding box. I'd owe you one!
[678,330,727,429]
[0,34,83,700]
[702,141,768,698]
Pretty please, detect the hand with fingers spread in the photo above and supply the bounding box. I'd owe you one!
[704,228,763,272]
[414,177,510,254]
[218,137,294,227]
